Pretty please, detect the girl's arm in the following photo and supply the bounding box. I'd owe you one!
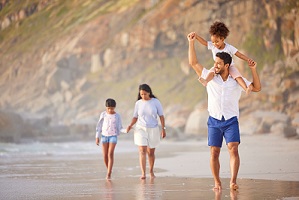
[195,34,208,46]
[235,51,251,61]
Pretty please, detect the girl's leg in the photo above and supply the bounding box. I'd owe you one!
[235,77,251,94]
[147,147,156,178]
[139,146,147,179]
[229,65,251,94]
[106,142,116,179]
[198,71,214,86]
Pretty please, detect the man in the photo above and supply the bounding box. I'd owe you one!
[187,32,261,190]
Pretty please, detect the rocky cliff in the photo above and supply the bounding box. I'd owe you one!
[0,0,298,142]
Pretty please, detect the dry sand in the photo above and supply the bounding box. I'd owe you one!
[0,134,299,199]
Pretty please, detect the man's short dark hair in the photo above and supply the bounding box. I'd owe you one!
[215,52,232,66]
[105,98,116,107]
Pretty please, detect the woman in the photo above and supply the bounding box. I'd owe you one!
[127,84,166,179]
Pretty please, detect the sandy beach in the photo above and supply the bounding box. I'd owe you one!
[1,134,299,200]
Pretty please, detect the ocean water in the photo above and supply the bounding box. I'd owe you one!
[0,140,137,158]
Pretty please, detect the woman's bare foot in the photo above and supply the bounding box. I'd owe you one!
[140,175,146,180]
[230,183,239,190]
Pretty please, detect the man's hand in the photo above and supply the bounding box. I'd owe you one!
[187,32,196,41]
[248,59,257,69]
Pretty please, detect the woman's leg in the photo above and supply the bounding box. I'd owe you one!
[139,146,147,179]
[147,147,156,178]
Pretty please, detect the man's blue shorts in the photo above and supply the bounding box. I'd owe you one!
[207,116,240,148]
[101,135,118,144]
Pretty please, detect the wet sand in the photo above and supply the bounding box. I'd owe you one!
[1,134,299,199]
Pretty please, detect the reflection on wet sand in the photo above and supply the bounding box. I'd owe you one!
[103,180,114,200]
[136,178,161,200]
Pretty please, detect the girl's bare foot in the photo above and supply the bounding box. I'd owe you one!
[230,183,239,190]
[198,77,208,87]
[150,172,156,179]
[140,174,146,180]
[106,175,111,180]
[246,84,253,95]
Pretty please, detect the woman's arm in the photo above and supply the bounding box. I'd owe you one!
[127,117,138,133]
[159,115,166,138]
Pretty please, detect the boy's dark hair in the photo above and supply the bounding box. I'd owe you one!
[216,52,232,66]
[209,21,230,39]
[105,98,116,107]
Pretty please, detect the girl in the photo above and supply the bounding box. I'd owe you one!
[193,21,254,94]
[95,98,123,180]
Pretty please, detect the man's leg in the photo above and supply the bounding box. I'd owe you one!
[227,142,240,190]
[210,146,222,190]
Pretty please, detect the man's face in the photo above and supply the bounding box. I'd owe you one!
[214,57,227,75]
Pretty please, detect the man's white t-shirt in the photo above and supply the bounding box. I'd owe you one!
[201,68,251,120]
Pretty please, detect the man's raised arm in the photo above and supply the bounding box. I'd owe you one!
[188,32,204,78]
[248,60,261,92]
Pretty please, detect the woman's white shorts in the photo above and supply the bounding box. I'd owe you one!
[134,125,160,148]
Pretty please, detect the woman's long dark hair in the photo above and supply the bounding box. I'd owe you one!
[137,84,156,100]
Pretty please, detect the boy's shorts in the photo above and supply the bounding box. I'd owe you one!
[134,125,160,148]
[101,135,118,144]
[207,116,240,147]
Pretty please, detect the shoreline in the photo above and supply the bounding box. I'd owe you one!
[1,134,299,199]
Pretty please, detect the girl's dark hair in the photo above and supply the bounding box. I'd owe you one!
[209,21,230,39]
[105,98,116,107]
[216,52,232,66]
[137,84,156,100]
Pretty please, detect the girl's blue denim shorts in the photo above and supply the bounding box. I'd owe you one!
[101,135,118,144]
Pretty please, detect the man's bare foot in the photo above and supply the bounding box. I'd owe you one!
[230,183,239,190]
[150,172,156,179]
[213,182,222,190]
[198,77,208,87]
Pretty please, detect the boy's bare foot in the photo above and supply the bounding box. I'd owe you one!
[198,77,208,87]
[230,183,239,190]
